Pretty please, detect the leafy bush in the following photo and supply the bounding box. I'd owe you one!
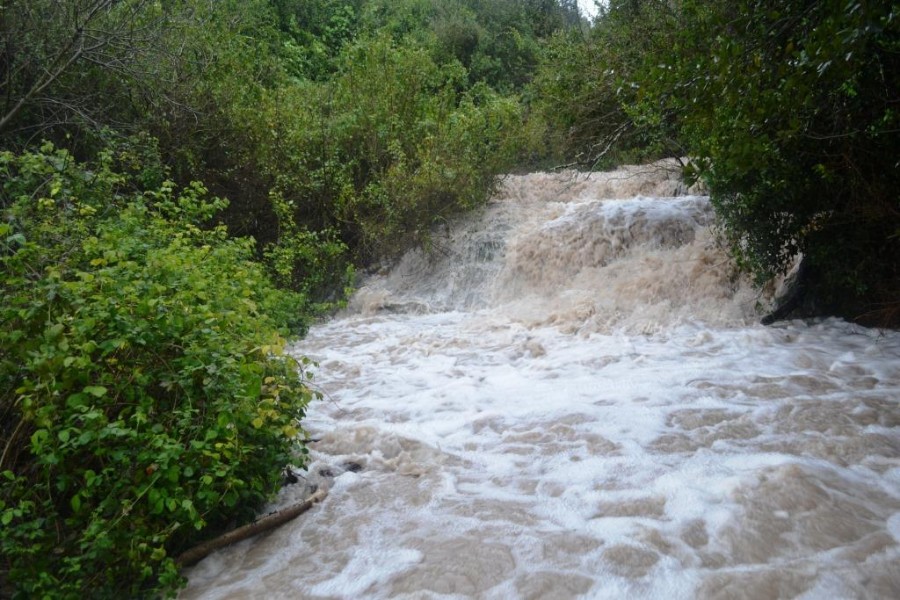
[1,0,557,286]
[538,0,899,323]
[257,34,528,263]
[630,0,900,322]
[530,1,680,167]
[272,0,364,80]
[0,144,317,597]
[264,190,355,309]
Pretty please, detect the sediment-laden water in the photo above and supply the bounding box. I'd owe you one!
[181,163,900,599]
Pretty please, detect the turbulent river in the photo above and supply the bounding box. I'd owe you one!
[181,163,900,599]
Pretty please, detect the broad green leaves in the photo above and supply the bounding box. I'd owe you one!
[0,145,318,597]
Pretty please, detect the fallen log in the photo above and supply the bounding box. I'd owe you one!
[176,488,328,567]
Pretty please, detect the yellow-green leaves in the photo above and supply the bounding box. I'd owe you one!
[1,144,316,598]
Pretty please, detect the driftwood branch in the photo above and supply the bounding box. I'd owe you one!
[176,488,328,567]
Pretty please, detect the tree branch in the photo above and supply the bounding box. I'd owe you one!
[175,488,328,567]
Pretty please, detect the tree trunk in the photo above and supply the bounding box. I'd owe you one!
[176,488,328,567]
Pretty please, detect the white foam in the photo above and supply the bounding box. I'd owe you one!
[181,165,900,600]
[309,547,423,597]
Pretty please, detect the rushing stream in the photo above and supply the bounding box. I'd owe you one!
[181,163,900,599]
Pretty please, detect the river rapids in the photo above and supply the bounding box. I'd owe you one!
[181,163,900,599]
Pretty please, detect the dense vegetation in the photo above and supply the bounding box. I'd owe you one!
[0,0,581,596]
[0,144,316,597]
[533,0,899,324]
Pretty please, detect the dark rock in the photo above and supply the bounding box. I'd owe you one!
[282,468,299,485]
[762,259,809,325]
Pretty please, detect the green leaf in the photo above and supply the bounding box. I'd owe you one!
[6,233,26,246]
[66,394,88,409]
[84,386,108,398]
[30,429,49,450]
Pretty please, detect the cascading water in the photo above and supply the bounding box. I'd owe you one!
[181,162,900,599]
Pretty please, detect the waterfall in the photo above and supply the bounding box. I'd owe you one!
[181,163,900,600]
[351,161,759,334]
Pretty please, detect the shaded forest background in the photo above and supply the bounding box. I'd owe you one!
[1,0,897,597]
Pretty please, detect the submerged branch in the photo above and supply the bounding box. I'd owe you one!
[175,488,328,567]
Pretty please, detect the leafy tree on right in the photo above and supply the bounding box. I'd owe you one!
[635,0,899,324]
[537,0,899,324]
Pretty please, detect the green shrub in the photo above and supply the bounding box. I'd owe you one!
[0,144,317,598]
[538,0,899,322]
[529,2,681,167]
[264,190,355,309]
[629,0,900,322]
[258,35,527,263]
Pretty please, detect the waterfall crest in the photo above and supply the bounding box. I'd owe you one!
[350,161,762,333]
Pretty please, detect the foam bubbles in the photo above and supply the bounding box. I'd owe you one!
[180,164,900,600]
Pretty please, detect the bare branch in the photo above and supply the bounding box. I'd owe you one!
[0,0,165,135]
